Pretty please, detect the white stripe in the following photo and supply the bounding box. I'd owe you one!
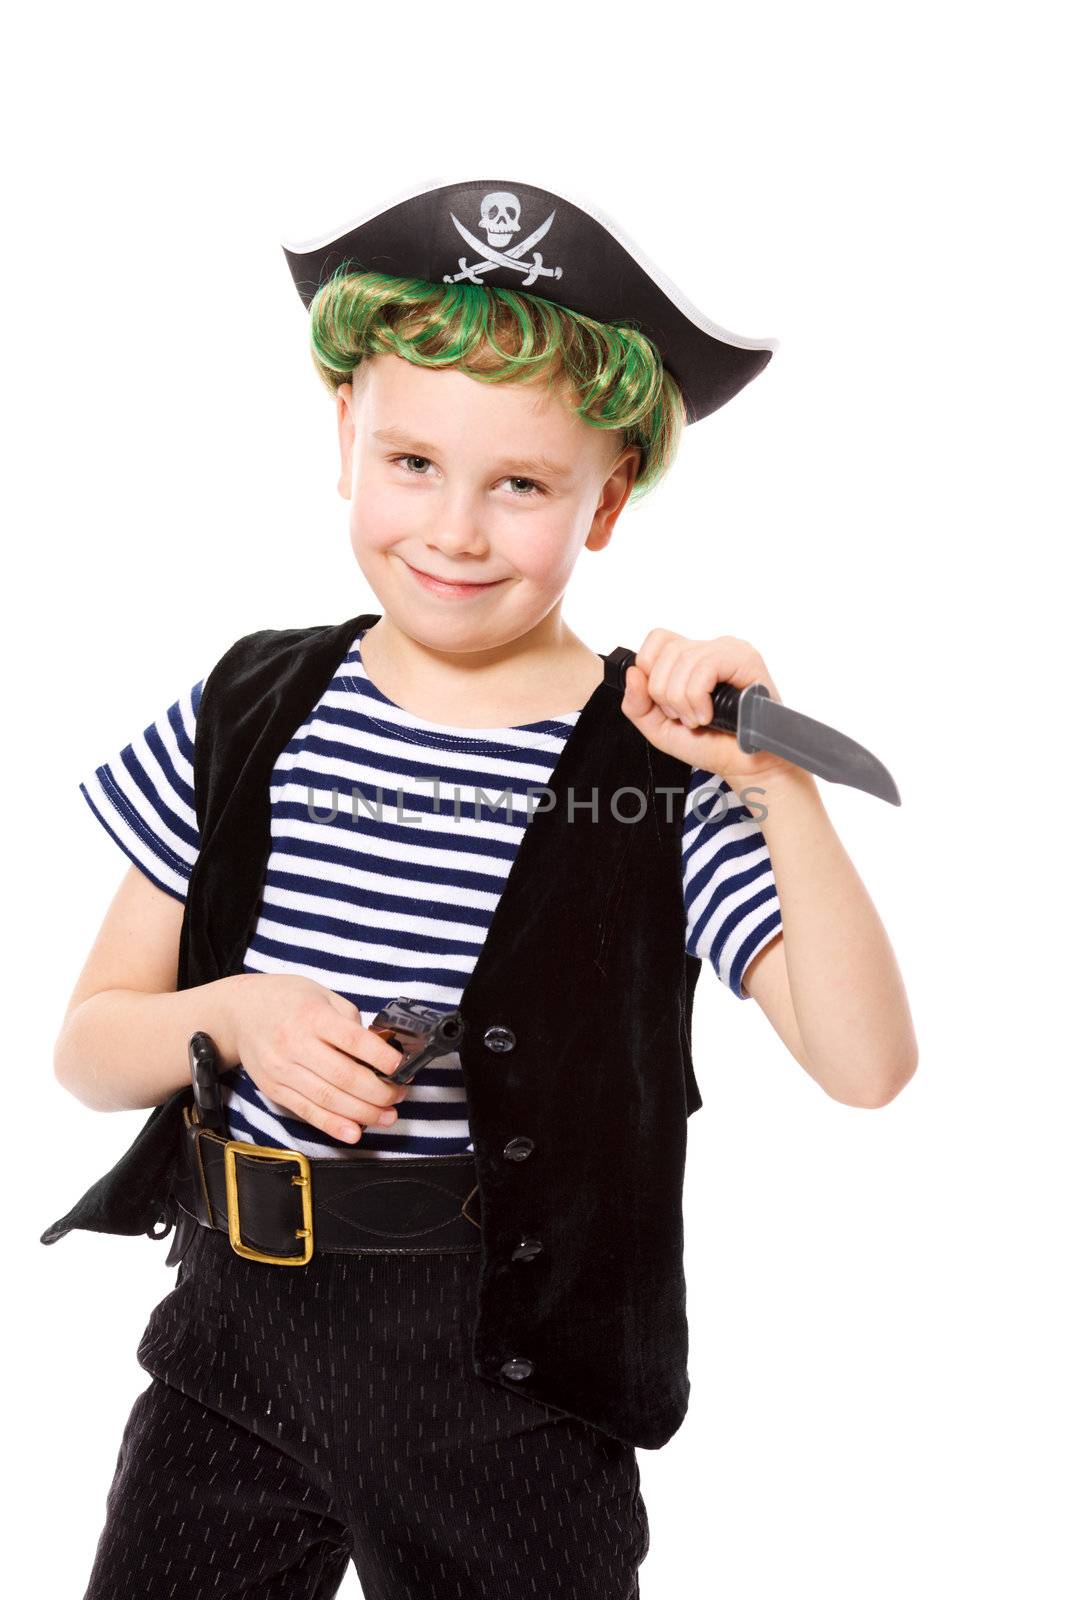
[255,881,489,947]
[80,772,191,899]
[269,781,540,860]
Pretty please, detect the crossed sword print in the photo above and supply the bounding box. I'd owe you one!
[444,210,564,288]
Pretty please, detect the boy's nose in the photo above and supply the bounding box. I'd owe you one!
[419,525,493,562]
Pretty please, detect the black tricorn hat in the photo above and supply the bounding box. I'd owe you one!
[281,175,777,426]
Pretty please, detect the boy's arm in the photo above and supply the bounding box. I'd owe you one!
[618,630,917,1110]
[53,863,250,1112]
[737,931,799,1042]
[744,768,918,1108]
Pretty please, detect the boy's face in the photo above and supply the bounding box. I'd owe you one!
[336,352,639,649]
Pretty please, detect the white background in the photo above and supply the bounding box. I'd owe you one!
[7,3,1064,1595]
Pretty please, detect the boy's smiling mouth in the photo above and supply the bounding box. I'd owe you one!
[401,559,508,598]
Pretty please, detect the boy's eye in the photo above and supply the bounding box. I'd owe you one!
[390,455,545,498]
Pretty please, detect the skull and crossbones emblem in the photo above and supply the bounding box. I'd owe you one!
[444,191,564,288]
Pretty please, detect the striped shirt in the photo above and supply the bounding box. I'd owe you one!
[79,627,783,1160]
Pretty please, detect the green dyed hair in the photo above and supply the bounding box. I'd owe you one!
[306,264,687,504]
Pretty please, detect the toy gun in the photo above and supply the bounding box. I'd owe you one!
[188,999,465,1119]
[362,998,465,1085]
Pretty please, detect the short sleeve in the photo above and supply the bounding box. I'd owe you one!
[682,767,783,998]
[78,680,203,903]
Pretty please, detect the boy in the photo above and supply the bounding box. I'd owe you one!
[46,177,917,1598]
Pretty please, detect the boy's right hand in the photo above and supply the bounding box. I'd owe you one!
[223,973,409,1145]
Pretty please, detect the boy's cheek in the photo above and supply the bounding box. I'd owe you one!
[347,489,421,556]
[495,519,587,587]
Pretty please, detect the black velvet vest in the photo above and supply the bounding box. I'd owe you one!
[41,611,705,1449]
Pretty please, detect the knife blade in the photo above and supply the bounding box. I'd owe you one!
[602,647,900,806]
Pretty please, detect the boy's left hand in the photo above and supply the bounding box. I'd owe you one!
[620,628,800,791]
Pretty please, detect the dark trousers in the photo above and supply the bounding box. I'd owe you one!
[82,1221,650,1598]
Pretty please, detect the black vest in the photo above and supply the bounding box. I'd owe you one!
[41,612,705,1449]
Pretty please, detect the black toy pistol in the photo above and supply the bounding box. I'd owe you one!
[362,999,465,1085]
[188,999,464,1116]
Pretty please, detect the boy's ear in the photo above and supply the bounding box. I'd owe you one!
[336,382,354,499]
[587,444,641,552]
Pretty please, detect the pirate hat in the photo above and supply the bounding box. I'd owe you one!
[281,176,777,426]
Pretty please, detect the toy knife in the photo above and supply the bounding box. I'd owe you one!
[603,647,900,806]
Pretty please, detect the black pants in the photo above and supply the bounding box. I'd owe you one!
[82,1221,650,1598]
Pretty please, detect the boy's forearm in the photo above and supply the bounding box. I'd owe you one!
[53,975,253,1113]
[757,769,918,1100]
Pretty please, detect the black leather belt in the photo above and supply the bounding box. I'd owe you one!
[171,1104,482,1266]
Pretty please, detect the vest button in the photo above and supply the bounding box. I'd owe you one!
[483,1025,516,1053]
[503,1137,534,1161]
[500,1356,534,1380]
[511,1236,543,1262]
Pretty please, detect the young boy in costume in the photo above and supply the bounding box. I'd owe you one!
[46,176,917,1599]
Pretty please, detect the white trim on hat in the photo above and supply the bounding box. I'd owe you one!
[281,173,779,356]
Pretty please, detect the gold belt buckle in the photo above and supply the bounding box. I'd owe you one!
[222,1140,314,1265]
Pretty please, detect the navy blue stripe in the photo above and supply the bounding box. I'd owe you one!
[227,1100,473,1158]
[728,913,784,998]
[260,865,491,939]
[115,743,198,859]
[262,827,526,898]
[308,704,575,772]
[685,830,777,908]
[270,791,536,868]
[690,856,778,949]
[78,783,186,904]
[245,931,475,991]
[693,878,781,978]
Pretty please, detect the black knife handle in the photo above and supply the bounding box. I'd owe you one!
[602,646,765,744]
[188,1031,228,1135]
